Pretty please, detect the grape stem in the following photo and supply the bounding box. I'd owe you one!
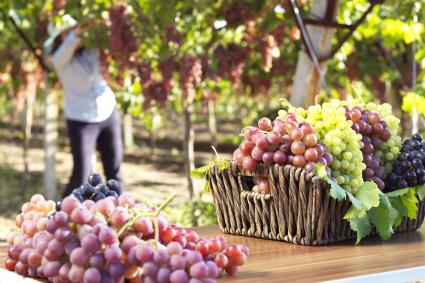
[116,193,177,238]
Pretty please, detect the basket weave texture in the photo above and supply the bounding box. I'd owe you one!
[208,162,425,245]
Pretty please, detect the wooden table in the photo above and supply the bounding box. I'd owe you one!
[1,225,425,282]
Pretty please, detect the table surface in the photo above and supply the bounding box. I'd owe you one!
[1,225,425,282]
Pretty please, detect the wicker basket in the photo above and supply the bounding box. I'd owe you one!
[208,162,425,245]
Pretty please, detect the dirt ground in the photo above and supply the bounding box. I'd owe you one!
[0,113,237,240]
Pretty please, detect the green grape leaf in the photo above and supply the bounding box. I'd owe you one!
[344,205,366,219]
[328,178,347,201]
[315,163,347,201]
[369,193,398,241]
[346,191,363,210]
[400,188,418,219]
[190,163,212,179]
[385,187,410,198]
[349,216,372,244]
[314,163,328,178]
[416,184,425,200]
[388,197,405,227]
[356,182,381,210]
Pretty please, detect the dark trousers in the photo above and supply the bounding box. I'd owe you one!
[64,110,124,197]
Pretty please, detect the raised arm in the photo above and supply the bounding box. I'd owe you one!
[51,31,81,69]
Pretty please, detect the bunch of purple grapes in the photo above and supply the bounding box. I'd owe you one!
[233,113,332,174]
[180,56,202,103]
[214,44,250,86]
[108,1,139,66]
[385,134,425,191]
[260,34,276,72]
[6,193,249,282]
[344,106,391,190]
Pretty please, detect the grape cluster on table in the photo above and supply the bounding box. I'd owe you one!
[56,173,121,212]
[6,192,249,283]
[343,106,391,190]
[385,133,425,191]
[233,113,332,175]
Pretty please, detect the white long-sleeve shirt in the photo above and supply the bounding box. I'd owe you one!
[51,31,116,123]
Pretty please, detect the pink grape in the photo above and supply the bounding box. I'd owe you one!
[134,217,154,235]
[110,207,130,227]
[69,264,85,282]
[322,152,333,165]
[83,267,101,283]
[262,151,274,165]
[281,134,292,144]
[189,262,209,278]
[285,120,298,134]
[90,252,106,269]
[170,254,186,270]
[70,247,90,265]
[105,246,122,263]
[293,155,307,167]
[233,149,243,165]
[300,122,313,134]
[267,131,281,145]
[290,127,304,141]
[279,143,290,154]
[61,196,81,215]
[380,128,391,141]
[98,227,118,245]
[273,151,286,165]
[157,267,172,283]
[304,133,317,147]
[43,261,61,277]
[81,234,101,253]
[239,141,254,154]
[167,242,183,255]
[305,162,316,172]
[243,126,257,140]
[256,135,269,150]
[251,147,264,161]
[135,244,154,264]
[314,144,325,156]
[108,262,126,278]
[258,117,272,131]
[258,179,270,193]
[170,269,189,283]
[291,141,306,155]
[304,148,318,162]
[71,207,93,225]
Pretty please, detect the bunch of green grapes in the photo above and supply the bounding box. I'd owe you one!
[282,101,365,194]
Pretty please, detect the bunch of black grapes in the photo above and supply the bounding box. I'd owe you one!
[56,173,121,211]
[385,134,425,192]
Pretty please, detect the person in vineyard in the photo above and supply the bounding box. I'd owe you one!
[43,14,124,197]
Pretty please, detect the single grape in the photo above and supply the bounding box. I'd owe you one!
[242,156,257,170]
[258,117,272,131]
[291,141,306,155]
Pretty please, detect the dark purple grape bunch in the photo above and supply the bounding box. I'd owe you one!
[56,174,121,211]
[343,106,391,191]
[385,133,425,192]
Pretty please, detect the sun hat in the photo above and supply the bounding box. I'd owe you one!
[43,14,78,54]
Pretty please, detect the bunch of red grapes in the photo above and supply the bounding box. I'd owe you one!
[108,1,139,66]
[222,3,253,28]
[214,44,250,86]
[260,34,276,72]
[159,57,175,92]
[180,56,202,102]
[344,106,391,190]
[135,62,154,89]
[6,193,249,282]
[233,113,333,175]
